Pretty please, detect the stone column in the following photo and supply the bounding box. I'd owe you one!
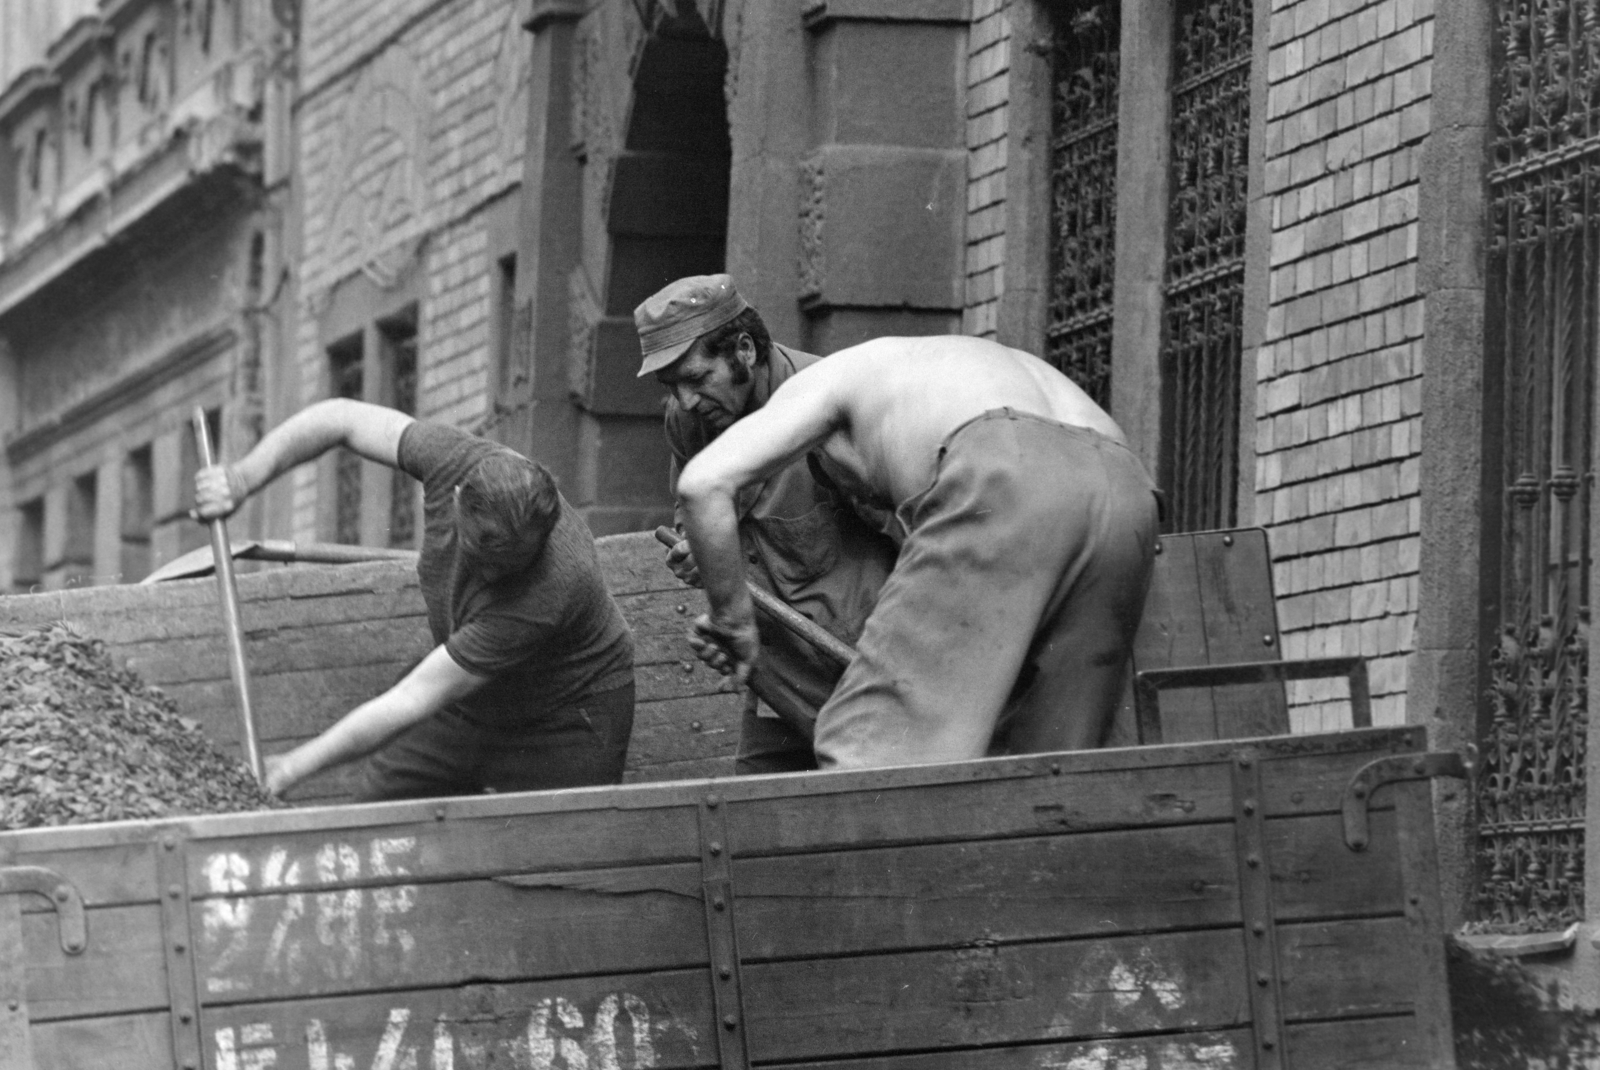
[797,0,968,354]
[1411,0,1491,932]
[1108,0,1174,480]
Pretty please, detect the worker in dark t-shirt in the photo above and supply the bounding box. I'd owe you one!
[193,399,634,800]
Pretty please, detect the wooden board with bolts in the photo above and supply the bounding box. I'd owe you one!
[1,725,1458,1069]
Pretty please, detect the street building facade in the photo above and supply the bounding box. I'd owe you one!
[0,0,1595,999]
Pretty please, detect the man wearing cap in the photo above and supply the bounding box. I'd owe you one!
[193,398,635,799]
[674,334,1160,769]
[636,274,896,772]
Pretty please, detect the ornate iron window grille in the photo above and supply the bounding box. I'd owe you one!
[1159,0,1251,533]
[1046,0,1121,409]
[1477,0,1596,934]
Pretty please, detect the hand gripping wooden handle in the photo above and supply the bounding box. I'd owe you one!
[653,526,856,668]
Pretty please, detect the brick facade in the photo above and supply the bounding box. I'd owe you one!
[1257,0,1432,729]
[964,0,1011,340]
[288,0,527,543]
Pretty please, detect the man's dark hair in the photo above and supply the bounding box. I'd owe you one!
[700,306,771,372]
[456,451,560,569]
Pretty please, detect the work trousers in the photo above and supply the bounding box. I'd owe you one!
[356,682,635,801]
[813,410,1158,769]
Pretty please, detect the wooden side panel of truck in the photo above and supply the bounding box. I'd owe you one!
[1,726,1457,1070]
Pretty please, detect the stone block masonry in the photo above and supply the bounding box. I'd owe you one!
[1257,0,1433,731]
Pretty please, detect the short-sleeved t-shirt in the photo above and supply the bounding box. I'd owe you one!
[397,421,634,724]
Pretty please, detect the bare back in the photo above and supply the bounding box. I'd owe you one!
[811,336,1126,507]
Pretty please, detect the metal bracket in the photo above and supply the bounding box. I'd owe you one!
[0,864,87,955]
[1232,754,1285,1070]
[698,793,750,1070]
[1342,751,1471,851]
[155,832,205,1070]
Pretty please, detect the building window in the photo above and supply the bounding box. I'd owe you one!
[63,471,98,588]
[1158,0,1252,533]
[29,128,46,192]
[13,497,44,593]
[328,336,365,545]
[379,310,419,549]
[122,445,155,583]
[1475,0,1596,935]
[1046,0,1120,409]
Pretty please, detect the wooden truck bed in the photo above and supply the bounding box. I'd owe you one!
[2,725,1458,1070]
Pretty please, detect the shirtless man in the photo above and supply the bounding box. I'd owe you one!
[676,335,1159,769]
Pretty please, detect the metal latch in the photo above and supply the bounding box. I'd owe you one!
[0,865,86,954]
[1342,750,1471,850]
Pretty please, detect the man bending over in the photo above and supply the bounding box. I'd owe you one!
[676,335,1158,768]
[195,400,634,798]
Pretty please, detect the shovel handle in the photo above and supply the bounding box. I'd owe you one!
[195,410,263,783]
[653,526,856,668]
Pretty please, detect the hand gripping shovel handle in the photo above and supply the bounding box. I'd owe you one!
[194,410,264,783]
[653,526,856,668]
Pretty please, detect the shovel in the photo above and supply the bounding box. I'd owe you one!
[191,409,264,783]
[653,526,856,667]
[142,539,418,584]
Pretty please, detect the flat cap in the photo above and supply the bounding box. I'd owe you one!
[634,274,749,377]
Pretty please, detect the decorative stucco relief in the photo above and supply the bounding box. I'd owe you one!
[798,154,825,299]
[325,44,430,289]
[490,0,532,176]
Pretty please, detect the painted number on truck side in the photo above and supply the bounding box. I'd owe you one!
[212,993,669,1070]
[201,837,420,994]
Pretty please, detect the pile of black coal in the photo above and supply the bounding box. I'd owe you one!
[1449,936,1600,1068]
[0,625,276,830]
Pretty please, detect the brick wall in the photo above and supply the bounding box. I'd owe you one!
[290,0,527,541]
[1256,0,1433,729]
[964,0,1011,339]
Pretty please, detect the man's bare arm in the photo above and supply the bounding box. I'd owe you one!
[265,644,486,795]
[195,399,415,519]
[675,368,846,679]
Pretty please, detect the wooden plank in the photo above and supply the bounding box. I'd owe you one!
[3,840,156,910]
[163,662,423,743]
[731,810,1404,963]
[32,1011,175,1070]
[195,867,707,1003]
[618,590,714,666]
[1286,1015,1437,1069]
[1133,533,1217,742]
[119,617,439,684]
[624,756,736,784]
[1395,778,1458,1067]
[632,661,742,704]
[762,1031,1251,1070]
[1278,916,1414,1021]
[2,563,423,643]
[182,805,703,898]
[626,694,744,767]
[729,759,1235,855]
[1266,808,1403,920]
[1192,530,1289,739]
[596,531,687,597]
[741,929,1251,1061]
[200,971,717,1070]
[734,823,1241,959]
[23,904,169,1021]
[1254,729,1425,815]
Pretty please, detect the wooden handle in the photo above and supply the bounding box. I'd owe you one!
[195,409,264,783]
[653,526,856,668]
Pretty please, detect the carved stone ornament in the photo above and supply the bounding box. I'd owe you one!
[491,0,532,174]
[326,44,431,289]
[798,154,825,299]
[567,266,601,400]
